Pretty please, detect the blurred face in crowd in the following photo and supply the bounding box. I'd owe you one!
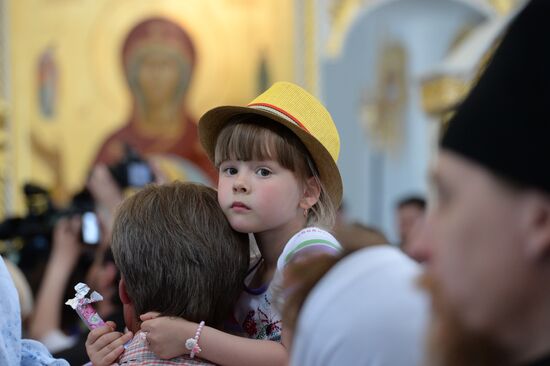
[398,203,424,246]
[403,217,429,263]
[423,150,550,355]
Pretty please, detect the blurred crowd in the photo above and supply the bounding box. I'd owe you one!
[2,1,550,366]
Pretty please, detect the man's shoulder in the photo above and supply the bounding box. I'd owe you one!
[119,332,216,365]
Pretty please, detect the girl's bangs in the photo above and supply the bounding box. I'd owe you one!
[215,120,290,168]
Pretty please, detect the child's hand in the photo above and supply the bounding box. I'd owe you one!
[85,321,133,366]
[140,312,192,359]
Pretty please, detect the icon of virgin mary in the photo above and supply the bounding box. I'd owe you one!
[93,17,216,184]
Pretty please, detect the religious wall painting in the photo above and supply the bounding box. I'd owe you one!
[92,16,216,185]
[9,0,295,211]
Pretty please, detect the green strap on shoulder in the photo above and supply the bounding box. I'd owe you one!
[284,239,341,265]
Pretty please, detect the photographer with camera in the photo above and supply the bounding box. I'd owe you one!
[27,171,121,364]
[29,216,84,351]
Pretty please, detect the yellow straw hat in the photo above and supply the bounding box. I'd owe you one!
[199,81,342,207]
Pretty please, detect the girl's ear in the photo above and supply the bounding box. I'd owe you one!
[300,176,321,210]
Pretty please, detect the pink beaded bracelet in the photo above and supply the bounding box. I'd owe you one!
[185,321,205,359]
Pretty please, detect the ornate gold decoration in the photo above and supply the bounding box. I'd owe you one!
[420,2,512,120]
[421,76,470,116]
[419,0,526,120]
[326,0,367,58]
[359,41,407,152]
[488,0,521,15]
[421,33,502,117]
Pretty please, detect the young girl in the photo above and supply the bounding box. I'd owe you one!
[86,81,343,365]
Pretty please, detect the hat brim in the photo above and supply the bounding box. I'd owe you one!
[199,106,343,208]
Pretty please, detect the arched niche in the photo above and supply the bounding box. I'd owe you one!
[319,0,490,242]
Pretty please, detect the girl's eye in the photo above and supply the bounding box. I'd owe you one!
[256,168,271,177]
[223,167,238,175]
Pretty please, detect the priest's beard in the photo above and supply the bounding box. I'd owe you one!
[419,272,511,366]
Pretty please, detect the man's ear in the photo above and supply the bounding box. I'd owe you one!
[523,193,550,261]
[300,176,321,210]
[118,277,132,305]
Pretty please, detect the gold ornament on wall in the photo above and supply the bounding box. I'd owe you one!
[488,0,521,15]
[359,40,408,153]
[326,0,368,57]
[420,0,524,121]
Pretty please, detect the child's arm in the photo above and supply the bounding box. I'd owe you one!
[85,321,133,366]
[141,313,288,366]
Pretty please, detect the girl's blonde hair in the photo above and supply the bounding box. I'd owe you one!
[214,114,336,229]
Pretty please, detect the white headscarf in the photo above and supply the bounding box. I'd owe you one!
[0,257,69,365]
[291,246,428,366]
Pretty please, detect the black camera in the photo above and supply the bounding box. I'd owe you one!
[0,184,57,242]
[108,144,155,189]
[0,184,100,249]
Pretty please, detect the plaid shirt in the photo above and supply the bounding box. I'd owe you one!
[118,332,215,365]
